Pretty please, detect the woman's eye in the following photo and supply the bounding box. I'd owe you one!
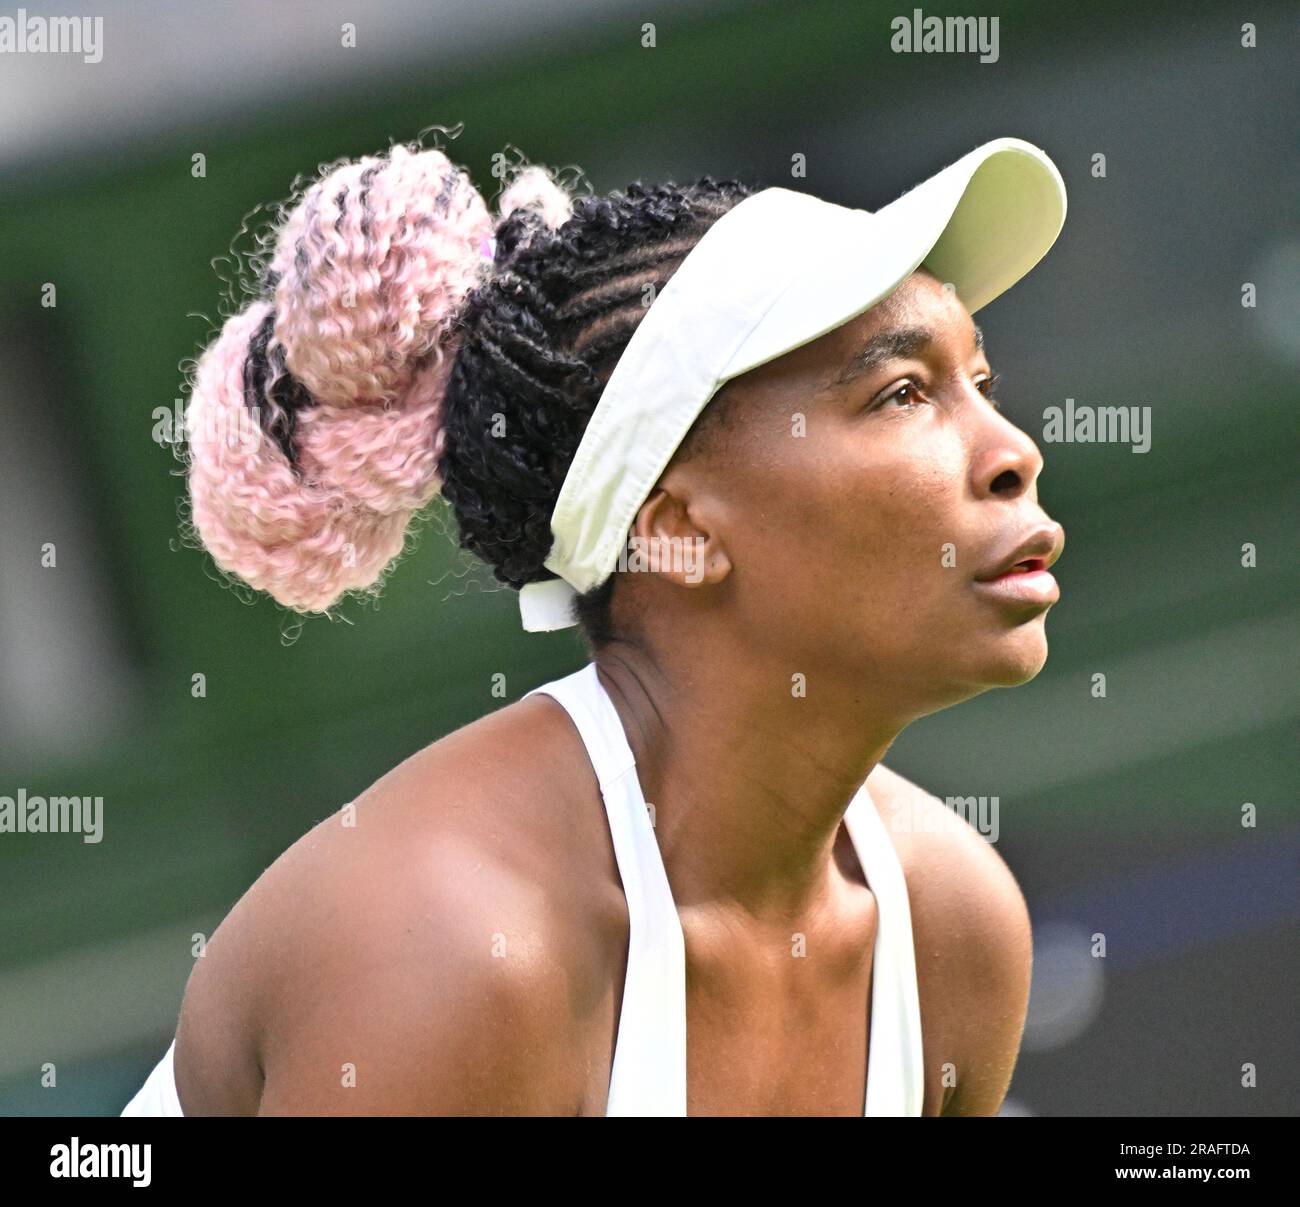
[876,381,922,410]
[977,373,1003,410]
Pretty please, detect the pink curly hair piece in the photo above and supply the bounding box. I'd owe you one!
[183,142,574,614]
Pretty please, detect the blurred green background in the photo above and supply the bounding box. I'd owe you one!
[1,0,1296,1115]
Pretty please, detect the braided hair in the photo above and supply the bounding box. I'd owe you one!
[440,175,754,646]
[182,138,754,648]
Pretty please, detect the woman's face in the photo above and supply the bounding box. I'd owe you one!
[675,267,1064,716]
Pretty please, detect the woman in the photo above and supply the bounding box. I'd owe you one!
[124,133,1067,1116]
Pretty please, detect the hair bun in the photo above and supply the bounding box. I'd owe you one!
[270,143,491,406]
[497,163,575,231]
[184,142,494,614]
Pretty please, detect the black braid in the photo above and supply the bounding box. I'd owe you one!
[242,274,320,473]
[438,176,756,648]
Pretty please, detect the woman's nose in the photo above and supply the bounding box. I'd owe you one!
[969,406,1044,500]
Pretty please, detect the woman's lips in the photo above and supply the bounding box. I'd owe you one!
[972,559,1060,606]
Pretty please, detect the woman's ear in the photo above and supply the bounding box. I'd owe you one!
[629,486,732,588]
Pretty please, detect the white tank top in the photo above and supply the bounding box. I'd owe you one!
[121,661,925,1116]
[526,662,925,1116]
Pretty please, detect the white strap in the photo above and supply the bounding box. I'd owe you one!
[120,1039,184,1116]
[518,576,579,632]
[526,665,686,1114]
[844,790,926,1116]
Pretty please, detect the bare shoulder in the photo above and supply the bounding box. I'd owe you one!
[864,763,1033,1116]
[174,689,623,1116]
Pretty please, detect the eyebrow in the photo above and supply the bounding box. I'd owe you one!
[833,322,984,387]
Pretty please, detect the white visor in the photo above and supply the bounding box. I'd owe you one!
[518,135,1067,632]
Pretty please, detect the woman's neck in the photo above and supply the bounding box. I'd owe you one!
[594,643,909,925]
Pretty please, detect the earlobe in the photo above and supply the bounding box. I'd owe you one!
[694,545,732,587]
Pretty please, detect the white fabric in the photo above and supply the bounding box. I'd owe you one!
[526,662,926,1115]
[518,135,1067,632]
[120,1038,183,1116]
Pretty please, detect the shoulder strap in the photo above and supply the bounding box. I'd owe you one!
[120,1040,184,1116]
[525,663,634,788]
[844,787,926,1116]
[526,664,688,1115]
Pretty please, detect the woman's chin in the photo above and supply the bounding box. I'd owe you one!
[944,622,1051,691]
[985,625,1051,686]
[910,627,1050,715]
